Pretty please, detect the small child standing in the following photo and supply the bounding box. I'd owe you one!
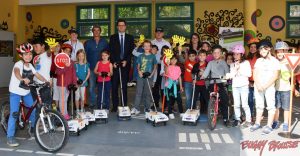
[131,40,157,115]
[192,50,209,114]
[225,44,252,128]
[56,44,77,120]
[183,50,197,110]
[202,44,230,126]
[94,51,113,112]
[75,49,90,113]
[250,40,280,135]
[151,45,161,108]
[273,41,291,132]
[164,56,184,119]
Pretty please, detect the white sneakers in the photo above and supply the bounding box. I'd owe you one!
[131,108,140,116]
[105,109,109,114]
[180,113,184,118]
[169,113,175,119]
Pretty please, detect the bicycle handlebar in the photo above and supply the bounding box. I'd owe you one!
[28,82,50,88]
[201,76,227,81]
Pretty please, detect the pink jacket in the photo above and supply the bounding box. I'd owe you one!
[56,60,77,87]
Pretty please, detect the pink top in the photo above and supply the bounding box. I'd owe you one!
[97,61,111,82]
[206,54,214,62]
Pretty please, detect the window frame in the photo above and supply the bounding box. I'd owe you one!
[155,3,194,38]
[76,5,111,39]
[115,4,152,38]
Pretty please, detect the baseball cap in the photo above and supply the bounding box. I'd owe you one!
[68,28,78,34]
[155,27,164,32]
[258,39,273,48]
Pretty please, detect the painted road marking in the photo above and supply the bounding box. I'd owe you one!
[56,153,74,156]
[189,133,198,143]
[200,129,205,133]
[16,149,33,153]
[179,133,187,142]
[36,151,53,155]
[178,133,234,144]
[0,148,14,151]
[205,144,211,150]
[200,133,210,143]
[15,137,27,140]
[221,133,234,144]
[211,133,222,143]
[179,147,203,150]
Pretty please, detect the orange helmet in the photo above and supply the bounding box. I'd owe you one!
[247,38,259,46]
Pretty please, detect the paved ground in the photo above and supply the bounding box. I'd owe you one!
[0,87,299,156]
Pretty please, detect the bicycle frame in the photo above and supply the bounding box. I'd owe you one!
[19,100,38,124]
[19,85,54,134]
[210,80,220,124]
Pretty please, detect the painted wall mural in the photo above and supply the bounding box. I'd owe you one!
[269,15,285,32]
[30,25,68,43]
[195,9,244,44]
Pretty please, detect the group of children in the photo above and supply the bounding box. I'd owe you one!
[129,35,296,135]
[7,33,298,147]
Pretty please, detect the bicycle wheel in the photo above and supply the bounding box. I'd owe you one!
[0,101,9,134]
[207,96,217,130]
[34,109,69,152]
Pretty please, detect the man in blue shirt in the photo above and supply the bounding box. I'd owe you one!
[84,25,108,109]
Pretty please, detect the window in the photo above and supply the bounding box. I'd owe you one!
[76,5,111,39]
[286,2,300,38]
[156,3,194,38]
[115,4,151,38]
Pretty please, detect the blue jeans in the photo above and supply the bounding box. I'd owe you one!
[97,81,111,109]
[248,87,254,117]
[184,82,193,109]
[7,93,36,138]
[232,86,251,122]
[275,91,290,111]
[89,71,97,107]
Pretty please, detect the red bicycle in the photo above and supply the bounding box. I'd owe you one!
[207,77,225,130]
[0,83,69,152]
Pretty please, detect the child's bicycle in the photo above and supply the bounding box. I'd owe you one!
[0,82,69,152]
[206,77,228,130]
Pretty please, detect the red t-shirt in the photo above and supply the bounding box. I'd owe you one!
[97,61,111,82]
[248,56,258,82]
[196,62,207,86]
[184,60,196,82]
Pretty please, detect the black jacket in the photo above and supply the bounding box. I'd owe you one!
[109,33,134,68]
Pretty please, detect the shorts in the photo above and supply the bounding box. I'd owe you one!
[275,91,290,111]
[75,86,86,101]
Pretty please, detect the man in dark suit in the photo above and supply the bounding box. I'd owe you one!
[109,19,134,112]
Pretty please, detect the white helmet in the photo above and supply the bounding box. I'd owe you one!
[275,41,289,50]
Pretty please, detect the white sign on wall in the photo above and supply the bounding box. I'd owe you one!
[219,27,244,52]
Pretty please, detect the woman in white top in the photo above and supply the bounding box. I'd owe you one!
[226,44,252,128]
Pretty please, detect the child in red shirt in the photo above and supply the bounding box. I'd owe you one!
[56,44,77,120]
[94,51,113,111]
[183,50,197,109]
[192,50,209,113]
